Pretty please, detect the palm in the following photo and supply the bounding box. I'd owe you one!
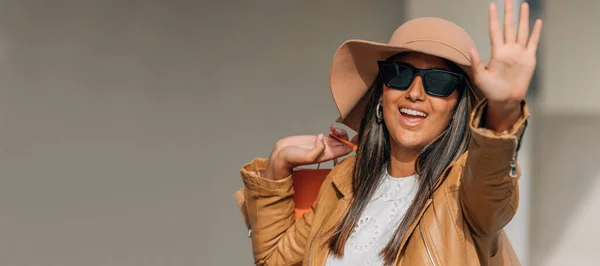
[276,135,353,167]
[478,45,535,101]
[470,0,542,105]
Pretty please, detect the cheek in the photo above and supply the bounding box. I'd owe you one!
[382,86,400,104]
[429,92,458,123]
[382,87,402,113]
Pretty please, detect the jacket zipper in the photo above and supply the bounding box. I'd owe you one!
[419,227,437,266]
[509,136,519,178]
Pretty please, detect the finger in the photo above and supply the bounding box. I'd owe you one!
[324,135,350,150]
[306,133,326,162]
[327,140,353,157]
[516,2,529,46]
[329,125,349,140]
[350,135,359,145]
[488,2,503,47]
[504,0,516,43]
[469,48,486,81]
[527,19,543,53]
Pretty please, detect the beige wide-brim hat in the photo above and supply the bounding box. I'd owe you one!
[330,17,478,132]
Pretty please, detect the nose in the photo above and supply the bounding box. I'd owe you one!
[405,75,426,102]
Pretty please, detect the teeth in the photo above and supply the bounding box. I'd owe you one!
[400,108,427,118]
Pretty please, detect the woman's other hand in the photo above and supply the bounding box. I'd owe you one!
[264,126,356,181]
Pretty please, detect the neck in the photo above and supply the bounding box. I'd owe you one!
[388,140,419,178]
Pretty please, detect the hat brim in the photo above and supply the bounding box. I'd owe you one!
[329,39,476,132]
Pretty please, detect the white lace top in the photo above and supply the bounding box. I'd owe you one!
[325,168,418,266]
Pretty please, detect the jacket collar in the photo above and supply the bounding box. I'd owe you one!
[331,156,355,198]
[431,153,465,191]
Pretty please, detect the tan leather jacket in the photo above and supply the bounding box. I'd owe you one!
[236,100,528,266]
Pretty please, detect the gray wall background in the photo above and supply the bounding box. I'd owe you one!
[532,1,600,265]
[0,1,404,265]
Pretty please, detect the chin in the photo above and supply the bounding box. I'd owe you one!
[390,130,428,150]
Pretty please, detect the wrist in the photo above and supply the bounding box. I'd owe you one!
[487,99,521,114]
[265,151,293,181]
[484,99,523,133]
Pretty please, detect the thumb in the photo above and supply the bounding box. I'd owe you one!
[469,48,486,82]
[306,134,326,163]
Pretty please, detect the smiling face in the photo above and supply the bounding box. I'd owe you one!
[381,52,460,151]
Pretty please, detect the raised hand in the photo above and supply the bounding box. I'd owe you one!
[469,0,542,132]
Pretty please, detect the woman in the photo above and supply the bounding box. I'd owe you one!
[238,1,542,265]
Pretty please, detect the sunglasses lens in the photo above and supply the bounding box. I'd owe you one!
[423,71,460,96]
[381,63,413,89]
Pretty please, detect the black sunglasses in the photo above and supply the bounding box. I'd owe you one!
[377,61,465,97]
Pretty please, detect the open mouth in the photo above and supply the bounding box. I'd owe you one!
[399,107,428,127]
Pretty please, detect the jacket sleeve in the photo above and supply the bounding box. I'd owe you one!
[240,158,322,266]
[460,99,529,237]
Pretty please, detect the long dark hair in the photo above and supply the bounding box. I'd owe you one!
[327,60,476,265]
